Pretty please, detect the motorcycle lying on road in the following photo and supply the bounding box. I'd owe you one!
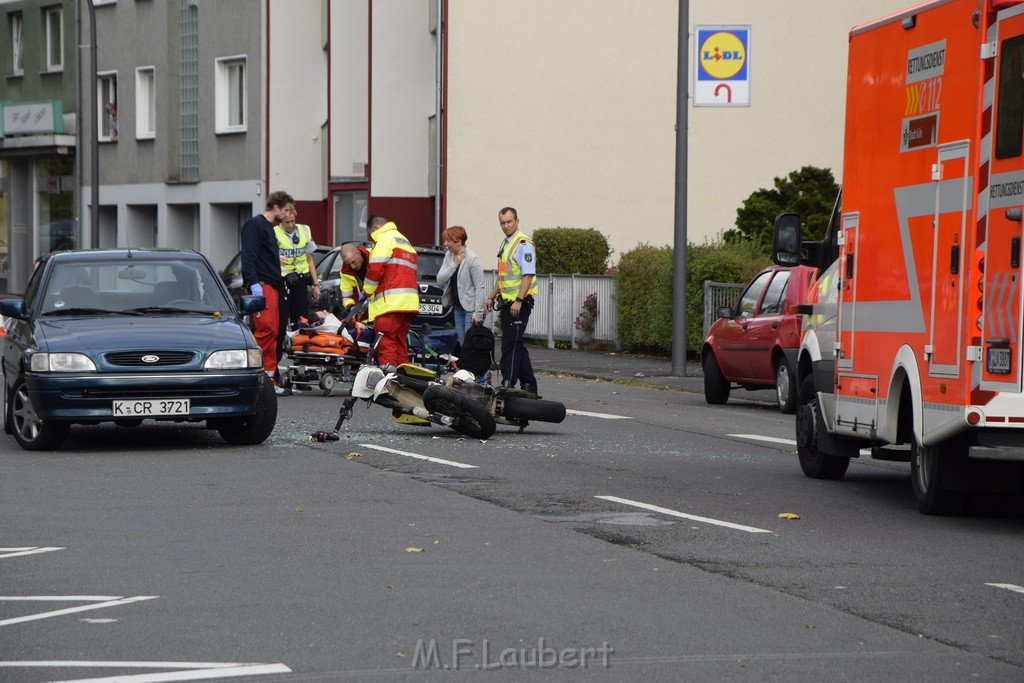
[332,333,566,439]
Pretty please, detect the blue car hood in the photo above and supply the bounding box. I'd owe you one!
[35,316,253,354]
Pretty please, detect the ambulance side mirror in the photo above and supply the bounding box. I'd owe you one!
[772,213,803,266]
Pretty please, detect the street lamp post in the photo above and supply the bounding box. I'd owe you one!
[86,0,98,247]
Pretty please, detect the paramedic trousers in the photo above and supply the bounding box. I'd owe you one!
[373,311,416,368]
[253,283,286,375]
[499,297,537,393]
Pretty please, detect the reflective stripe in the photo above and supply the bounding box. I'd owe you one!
[365,221,419,320]
[276,224,312,274]
[498,230,538,297]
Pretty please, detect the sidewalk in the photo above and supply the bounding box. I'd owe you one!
[525,342,778,406]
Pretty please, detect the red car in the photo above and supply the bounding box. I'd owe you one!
[701,265,816,413]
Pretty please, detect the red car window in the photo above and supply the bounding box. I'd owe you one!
[758,270,791,316]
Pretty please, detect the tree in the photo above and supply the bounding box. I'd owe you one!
[724,166,839,255]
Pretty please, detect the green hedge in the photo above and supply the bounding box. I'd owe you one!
[532,228,611,274]
[615,240,770,356]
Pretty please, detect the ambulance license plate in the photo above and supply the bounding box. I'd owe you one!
[987,347,1011,374]
[419,303,442,315]
[112,399,190,417]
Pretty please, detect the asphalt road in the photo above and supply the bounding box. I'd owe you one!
[1,375,1022,681]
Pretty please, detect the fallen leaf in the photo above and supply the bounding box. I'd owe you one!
[432,539,440,545]
[386,583,394,589]
[778,512,801,520]
[405,547,425,553]
[295,507,304,513]
[396,652,406,658]
[345,451,361,459]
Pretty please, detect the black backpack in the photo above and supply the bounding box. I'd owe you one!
[459,324,495,377]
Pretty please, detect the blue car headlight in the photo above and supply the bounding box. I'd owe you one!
[30,352,97,372]
[204,349,263,370]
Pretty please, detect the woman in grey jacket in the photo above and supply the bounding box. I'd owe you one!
[437,225,487,343]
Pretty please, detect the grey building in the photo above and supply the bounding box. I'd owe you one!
[0,0,78,294]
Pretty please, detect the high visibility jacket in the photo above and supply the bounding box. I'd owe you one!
[340,245,370,309]
[497,229,539,299]
[364,222,419,321]
[275,224,313,275]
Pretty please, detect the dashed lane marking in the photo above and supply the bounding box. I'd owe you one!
[0,661,291,682]
[596,495,773,534]
[0,547,64,559]
[986,583,1024,595]
[360,443,477,469]
[0,595,158,626]
[728,434,796,446]
[566,409,631,419]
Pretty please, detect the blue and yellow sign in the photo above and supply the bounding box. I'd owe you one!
[694,25,751,107]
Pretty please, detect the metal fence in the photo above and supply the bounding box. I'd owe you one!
[482,271,619,349]
[702,281,744,338]
[481,272,743,348]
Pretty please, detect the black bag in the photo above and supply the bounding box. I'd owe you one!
[459,324,495,377]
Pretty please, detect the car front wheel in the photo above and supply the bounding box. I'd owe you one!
[217,379,278,446]
[10,378,69,451]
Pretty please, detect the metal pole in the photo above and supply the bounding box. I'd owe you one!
[433,0,443,246]
[670,0,689,376]
[87,0,99,247]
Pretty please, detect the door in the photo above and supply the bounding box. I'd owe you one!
[743,269,791,381]
[929,140,969,376]
[983,7,1024,391]
[714,269,773,379]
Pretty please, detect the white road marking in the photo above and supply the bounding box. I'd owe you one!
[0,662,291,683]
[566,409,631,419]
[729,434,796,446]
[0,596,157,626]
[0,596,122,601]
[359,443,477,469]
[596,496,773,534]
[986,582,1024,595]
[0,546,64,559]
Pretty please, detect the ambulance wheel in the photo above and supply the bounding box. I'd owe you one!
[796,377,850,480]
[702,352,730,405]
[911,439,968,515]
[775,360,798,414]
[423,384,496,440]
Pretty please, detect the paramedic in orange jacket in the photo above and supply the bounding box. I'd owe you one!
[362,215,419,368]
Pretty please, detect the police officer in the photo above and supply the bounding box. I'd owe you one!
[275,204,321,354]
[484,206,538,394]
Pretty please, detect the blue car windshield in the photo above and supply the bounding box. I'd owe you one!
[40,259,233,316]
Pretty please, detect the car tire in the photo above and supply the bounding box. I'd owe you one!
[10,378,69,451]
[775,360,798,414]
[702,352,730,405]
[217,379,278,446]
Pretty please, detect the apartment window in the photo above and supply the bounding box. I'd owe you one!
[10,12,23,76]
[98,73,118,141]
[136,67,156,139]
[215,56,247,133]
[45,6,63,72]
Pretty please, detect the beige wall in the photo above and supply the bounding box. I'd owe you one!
[446,0,911,265]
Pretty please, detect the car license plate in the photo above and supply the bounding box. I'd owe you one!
[112,399,190,417]
[419,303,442,315]
[987,347,1011,374]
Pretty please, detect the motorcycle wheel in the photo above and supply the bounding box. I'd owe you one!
[422,384,496,439]
[501,397,566,423]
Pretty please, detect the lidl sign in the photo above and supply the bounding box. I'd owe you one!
[694,25,750,107]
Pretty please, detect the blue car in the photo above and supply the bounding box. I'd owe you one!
[0,249,276,450]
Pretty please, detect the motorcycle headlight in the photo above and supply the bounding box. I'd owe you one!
[205,349,263,369]
[30,352,97,372]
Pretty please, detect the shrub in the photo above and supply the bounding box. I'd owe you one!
[574,292,599,334]
[615,239,771,356]
[532,228,612,274]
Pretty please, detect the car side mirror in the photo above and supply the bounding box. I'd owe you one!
[0,299,28,320]
[240,295,266,313]
[772,213,802,266]
[717,306,735,319]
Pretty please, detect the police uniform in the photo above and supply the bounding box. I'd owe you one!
[496,229,539,393]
